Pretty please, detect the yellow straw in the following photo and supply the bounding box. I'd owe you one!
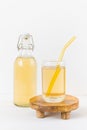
[46,36,76,96]
[58,36,76,62]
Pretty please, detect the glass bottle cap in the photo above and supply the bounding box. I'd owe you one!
[17,33,34,50]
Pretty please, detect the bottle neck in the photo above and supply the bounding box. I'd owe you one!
[18,49,33,58]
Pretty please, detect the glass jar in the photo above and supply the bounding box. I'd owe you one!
[42,61,66,103]
[14,34,37,107]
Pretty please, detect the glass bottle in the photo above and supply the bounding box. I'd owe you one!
[14,34,37,107]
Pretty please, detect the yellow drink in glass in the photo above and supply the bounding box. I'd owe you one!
[42,61,66,102]
[14,57,36,106]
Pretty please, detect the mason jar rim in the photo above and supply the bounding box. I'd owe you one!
[42,60,65,67]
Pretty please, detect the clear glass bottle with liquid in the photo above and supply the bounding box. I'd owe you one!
[14,34,37,107]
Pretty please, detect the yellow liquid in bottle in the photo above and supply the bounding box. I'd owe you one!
[42,66,66,102]
[14,57,37,107]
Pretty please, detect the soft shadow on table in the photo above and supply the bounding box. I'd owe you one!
[45,106,87,119]
[46,112,61,119]
[71,106,87,119]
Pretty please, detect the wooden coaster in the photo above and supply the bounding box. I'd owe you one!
[30,95,79,119]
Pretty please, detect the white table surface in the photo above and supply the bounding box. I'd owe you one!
[0,95,87,130]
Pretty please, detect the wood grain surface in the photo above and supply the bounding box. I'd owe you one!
[30,95,79,119]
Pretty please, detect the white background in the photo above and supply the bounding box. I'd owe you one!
[0,0,86,97]
[0,0,87,129]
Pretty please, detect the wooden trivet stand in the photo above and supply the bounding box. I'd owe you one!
[30,95,79,119]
